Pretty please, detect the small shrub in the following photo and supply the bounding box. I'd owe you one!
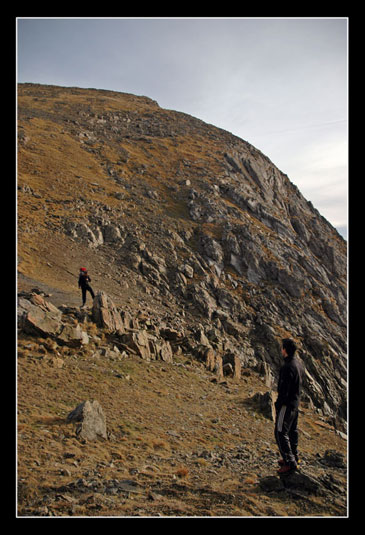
[175,466,189,478]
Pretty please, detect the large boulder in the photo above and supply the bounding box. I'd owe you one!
[222,352,241,381]
[251,390,276,421]
[92,291,125,334]
[67,400,107,441]
[259,471,324,496]
[120,330,152,361]
[18,294,62,337]
[151,339,173,363]
[57,323,89,347]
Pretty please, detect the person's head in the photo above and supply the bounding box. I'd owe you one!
[282,338,296,358]
[80,267,87,273]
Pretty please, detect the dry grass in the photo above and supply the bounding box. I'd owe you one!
[17,330,347,517]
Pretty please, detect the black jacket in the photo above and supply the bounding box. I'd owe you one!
[78,273,92,289]
[275,356,303,410]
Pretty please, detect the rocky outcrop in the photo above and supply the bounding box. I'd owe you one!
[259,448,346,500]
[18,291,89,348]
[17,289,177,365]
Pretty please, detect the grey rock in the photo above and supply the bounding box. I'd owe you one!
[67,400,107,441]
[92,291,125,334]
[102,224,122,244]
[259,476,285,493]
[65,221,104,248]
[18,294,62,337]
[320,449,346,468]
[57,323,89,347]
[280,471,324,496]
[251,391,276,421]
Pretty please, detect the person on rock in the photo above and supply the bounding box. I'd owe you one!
[78,267,95,307]
[274,338,304,474]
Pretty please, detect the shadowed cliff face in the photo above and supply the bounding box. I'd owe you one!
[17,83,347,425]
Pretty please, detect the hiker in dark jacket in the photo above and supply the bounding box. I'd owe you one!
[78,267,95,307]
[274,338,304,474]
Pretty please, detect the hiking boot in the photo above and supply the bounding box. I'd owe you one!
[277,463,297,475]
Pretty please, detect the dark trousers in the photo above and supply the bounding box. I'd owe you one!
[81,284,95,305]
[275,405,299,466]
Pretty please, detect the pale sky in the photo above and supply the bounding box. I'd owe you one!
[17,17,348,239]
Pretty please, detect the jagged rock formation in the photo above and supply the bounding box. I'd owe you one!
[17,83,347,430]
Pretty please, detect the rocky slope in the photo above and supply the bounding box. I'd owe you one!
[17,83,347,516]
[17,290,347,516]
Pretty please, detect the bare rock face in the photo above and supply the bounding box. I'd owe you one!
[67,400,107,441]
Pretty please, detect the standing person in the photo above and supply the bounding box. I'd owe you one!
[78,267,95,307]
[274,338,304,474]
